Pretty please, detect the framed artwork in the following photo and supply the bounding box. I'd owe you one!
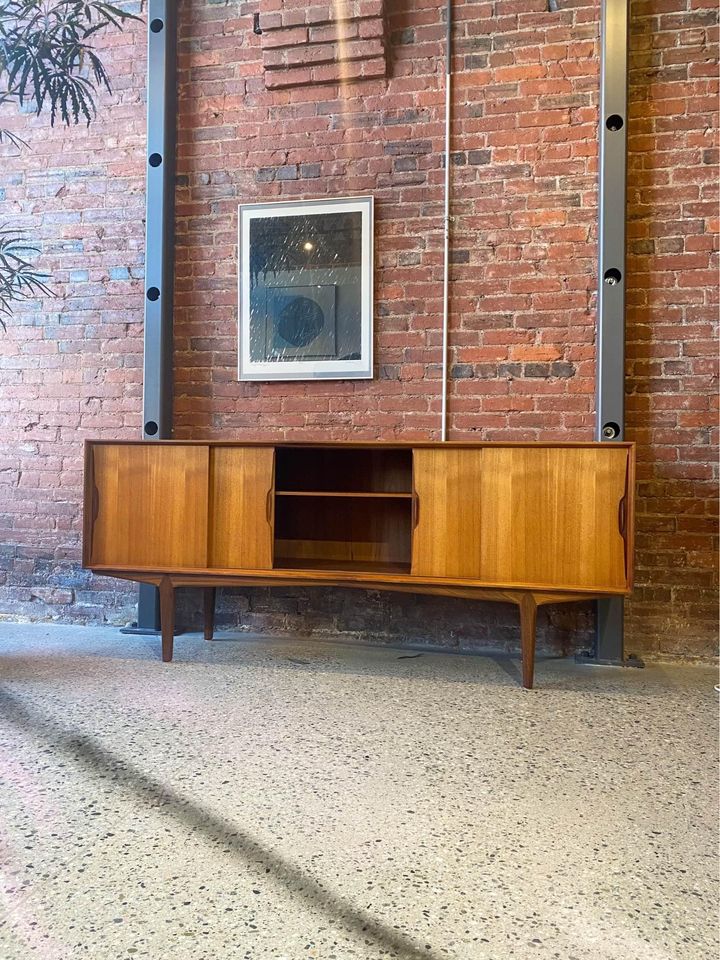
[238,196,373,381]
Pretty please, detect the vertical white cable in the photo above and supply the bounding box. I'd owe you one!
[441,0,452,442]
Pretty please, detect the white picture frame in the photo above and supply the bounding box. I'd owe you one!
[238,196,374,381]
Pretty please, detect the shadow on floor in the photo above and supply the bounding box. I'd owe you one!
[0,686,444,960]
[490,656,522,684]
[0,630,531,689]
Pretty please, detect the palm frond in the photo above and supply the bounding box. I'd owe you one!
[0,0,142,129]
[0,126,27,148]
[0,1,142,327]
[0,228,54,330]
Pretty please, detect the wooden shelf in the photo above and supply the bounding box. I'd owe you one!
[274,446,413,495]
[275,490,412,499]
[274,557,411,575]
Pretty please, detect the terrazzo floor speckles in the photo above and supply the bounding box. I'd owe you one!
[0,622,717,960]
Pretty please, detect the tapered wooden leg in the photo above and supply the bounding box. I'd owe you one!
[159,576,175,662]
[203,587,216,642]
[519,593,537,690]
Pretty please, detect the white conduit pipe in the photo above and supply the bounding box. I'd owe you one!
[441,0,453,442]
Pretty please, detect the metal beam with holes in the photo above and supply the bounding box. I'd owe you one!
[583,0,636,666]
[133,0,178,633]
[597,0,628,441]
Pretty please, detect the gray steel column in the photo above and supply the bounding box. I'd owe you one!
[592,0,628,663]
[136,1,178,632]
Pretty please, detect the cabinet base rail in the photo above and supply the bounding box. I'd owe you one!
[104,570,619,689]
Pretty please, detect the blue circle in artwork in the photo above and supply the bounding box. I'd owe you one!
[277,296,324,348]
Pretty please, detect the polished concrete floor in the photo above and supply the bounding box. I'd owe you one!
[0,622,717,960]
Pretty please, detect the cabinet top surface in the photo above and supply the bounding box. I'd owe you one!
[86,439,635,450]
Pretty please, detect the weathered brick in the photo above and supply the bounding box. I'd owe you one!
[467,149,492,165]
[261,2,386,88]
[30,587,74,605]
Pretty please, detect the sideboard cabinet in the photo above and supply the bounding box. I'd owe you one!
[83,441,635,688]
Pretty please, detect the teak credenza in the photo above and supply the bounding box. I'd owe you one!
[83,440,635,688]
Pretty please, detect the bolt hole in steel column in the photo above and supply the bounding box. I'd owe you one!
[150,18,164,32]
[149,153,162,167]
[606,114,624,131]
[602,422,621,440]
[147,287,160,301]
[603,267,622,285]
[144,421,159,437]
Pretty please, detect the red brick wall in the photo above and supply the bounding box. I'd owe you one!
[0,0,717,659]
[0,8,146,622]
[625,0,719,655]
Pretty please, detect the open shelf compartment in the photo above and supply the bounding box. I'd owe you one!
[272,447,414,574]
[273,493,412,574]
[275,446,413,494]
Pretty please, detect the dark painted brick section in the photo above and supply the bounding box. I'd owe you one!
[275,164,298,180]
[391,28,414,45]
[462,36,492,52]
[468,149,492,165]
[524,363,553,378]
[381,109,426,125]
[383,140,432,155]
[464,54,488,69]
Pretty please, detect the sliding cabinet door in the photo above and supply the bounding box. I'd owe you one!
[208,446,275,570]
[90,444,209,569]
[411,448,485,579]
[479,446,630,591]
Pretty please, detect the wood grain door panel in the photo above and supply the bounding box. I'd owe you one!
[479,447,629,591]
[411,448,485,579]
[412,446,630,591]
[208,446,275,570]
[90,444,209,569]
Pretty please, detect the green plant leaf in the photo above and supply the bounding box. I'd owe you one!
[0,227,54,330]
[0,0,142,324]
